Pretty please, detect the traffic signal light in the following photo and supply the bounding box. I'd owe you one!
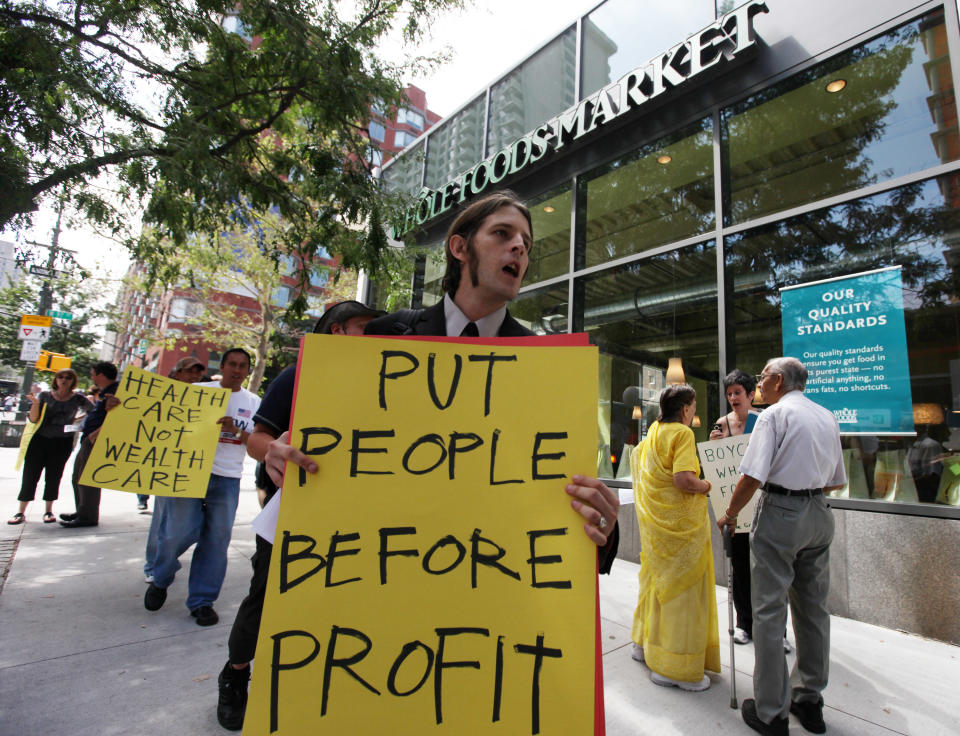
[35,350,72,372]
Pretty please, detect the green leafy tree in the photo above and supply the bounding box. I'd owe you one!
[0,274,107,380]
[1,0,458,276]
[119,212,360,393]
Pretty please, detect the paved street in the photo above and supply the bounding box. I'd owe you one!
[0,445,957,735]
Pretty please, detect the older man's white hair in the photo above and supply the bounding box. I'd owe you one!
[765,356,807,391]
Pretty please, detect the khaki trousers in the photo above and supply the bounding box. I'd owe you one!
[750,491,834,724]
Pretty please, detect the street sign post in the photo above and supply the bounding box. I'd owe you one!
[20,341,43,362]
[47,309,73,320]
[29,265,61,278]
[17,325,50,341]
[20,314,53,328]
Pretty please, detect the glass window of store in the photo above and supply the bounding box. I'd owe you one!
[721,9,960,509]
[382,140,424,195]
[486,27,577,154]
[726,176,960,506]
[722,9,957,226]
[580,0,714,100]
[580,118,715,269]
[578,242,720,480]
[424,96,486,190]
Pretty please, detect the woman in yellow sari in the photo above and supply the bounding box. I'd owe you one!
[630,383,720,691]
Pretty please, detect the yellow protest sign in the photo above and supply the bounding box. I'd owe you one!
[79,366,229,497]
[245,334,600,736]
[697,435,758,533]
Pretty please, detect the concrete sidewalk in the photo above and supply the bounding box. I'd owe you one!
[1,445,957,736]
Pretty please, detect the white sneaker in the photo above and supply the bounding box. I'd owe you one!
[733,628,751,645]
[783,637,794,653]
[630,643,645,662]
[144,574,153,584]
[650,671,711,692]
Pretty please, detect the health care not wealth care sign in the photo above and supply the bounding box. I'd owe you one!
[79,366,229,497]
[245,333,602,736]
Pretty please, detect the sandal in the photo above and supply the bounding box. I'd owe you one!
[7,512,25,525]
[43,512,56,523]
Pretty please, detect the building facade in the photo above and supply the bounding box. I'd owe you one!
[380,0,960,643]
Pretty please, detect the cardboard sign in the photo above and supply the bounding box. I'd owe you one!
[697,434,757,533]
[245,334,600,736]
[79,366,229,496]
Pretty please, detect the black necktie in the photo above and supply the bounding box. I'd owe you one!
[460,322,479,337]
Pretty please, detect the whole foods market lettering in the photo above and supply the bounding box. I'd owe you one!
[395,0,769,238]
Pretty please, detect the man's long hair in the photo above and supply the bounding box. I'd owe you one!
[440,190,532,297]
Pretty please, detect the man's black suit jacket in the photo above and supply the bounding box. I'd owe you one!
[365,299,619,574]
[363,300,532,337]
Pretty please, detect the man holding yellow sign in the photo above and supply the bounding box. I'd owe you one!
[143,349,260,626]
[217,191,618,734]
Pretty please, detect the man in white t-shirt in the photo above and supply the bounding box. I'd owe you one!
[145,349,261,626]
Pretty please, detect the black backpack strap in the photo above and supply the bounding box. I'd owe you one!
[390,308,424,335]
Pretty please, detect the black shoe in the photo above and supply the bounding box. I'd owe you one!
[137,501,148,511]
[144,583,167,611]
[742,699,788,736]
[59,512,78,521]
[791,697,826,733]
[191,605,219,626]
[59,518,98,528]
[217,661,250,731]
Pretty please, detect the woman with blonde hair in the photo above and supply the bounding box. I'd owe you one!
[8,369,93,524]
[630,383,720,691]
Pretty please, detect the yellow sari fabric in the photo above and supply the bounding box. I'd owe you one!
[631,421,720,682]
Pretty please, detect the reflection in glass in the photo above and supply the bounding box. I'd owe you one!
[722,10,958,225]
[527,184,573,284]
[424,96,486,189]
[581,0,714,100]
[725,175,960,504]
[382,141,424,196]
[580,242,719,479]
[486,28,577,154]
[421,243,445,307]
[582,118,714,267]
[509,282,569,337]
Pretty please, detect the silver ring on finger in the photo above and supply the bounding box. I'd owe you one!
[598,515,608,529]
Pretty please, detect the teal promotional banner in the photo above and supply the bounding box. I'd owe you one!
[780,266,913,434]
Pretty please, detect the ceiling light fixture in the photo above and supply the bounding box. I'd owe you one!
[657,154,672,165]
[825,79,847,93]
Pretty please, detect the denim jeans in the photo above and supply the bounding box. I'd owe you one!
[143,497,167,578]
[151,474,240,611]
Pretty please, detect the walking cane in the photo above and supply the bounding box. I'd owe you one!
[723,525,738,709]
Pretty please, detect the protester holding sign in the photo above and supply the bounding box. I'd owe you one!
[630,383,719,692]
[142,355,209,583]
[717,357,845,736]
[145,349,260,626]
[216,301,383,732]
[261,190,619,561]
[7,369,93,525]
[59,362,120,528]
[708,369,761,647]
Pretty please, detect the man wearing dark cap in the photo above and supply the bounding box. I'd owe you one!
[215,300,383,731]
[170,356,207,382]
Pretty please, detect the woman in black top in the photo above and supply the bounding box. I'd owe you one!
[8,369,94,524]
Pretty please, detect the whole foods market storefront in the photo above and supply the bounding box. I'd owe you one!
[378,0,960,642]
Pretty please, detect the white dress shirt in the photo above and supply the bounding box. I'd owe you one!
[443,293,507,337]
[738,390,846,490]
